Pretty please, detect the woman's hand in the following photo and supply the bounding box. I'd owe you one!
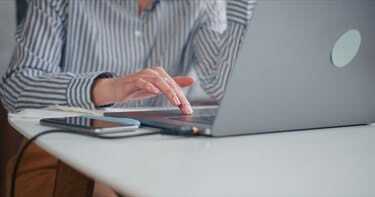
[92,67,194,114]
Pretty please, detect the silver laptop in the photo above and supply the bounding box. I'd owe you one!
[105,0,375,137]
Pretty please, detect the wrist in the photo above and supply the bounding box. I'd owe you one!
[92,78,116,106]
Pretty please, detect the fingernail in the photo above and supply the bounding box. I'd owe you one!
[185,105,193,114]
[173,96,181,106]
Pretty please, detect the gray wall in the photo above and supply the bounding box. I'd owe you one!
[0,0,16,77]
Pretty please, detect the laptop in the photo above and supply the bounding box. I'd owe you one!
[105,0,375,137]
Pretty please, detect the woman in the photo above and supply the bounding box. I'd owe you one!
[2,0,256,196]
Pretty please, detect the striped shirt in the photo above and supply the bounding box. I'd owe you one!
[0,0,256,112]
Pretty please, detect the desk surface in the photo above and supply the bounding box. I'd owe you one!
[9,109,375,197]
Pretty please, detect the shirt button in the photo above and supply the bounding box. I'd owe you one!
[135,30,142,37]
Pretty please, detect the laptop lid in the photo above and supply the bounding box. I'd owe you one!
[211,0,375,136]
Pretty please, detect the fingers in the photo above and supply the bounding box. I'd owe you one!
[118,67,194,115]
[134,78,160,94]
[139,68,182,107]
[153,67,193,115]
[114,77,160,102]
[128,90,160,101]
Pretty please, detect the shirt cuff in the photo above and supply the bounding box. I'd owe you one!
[66,72,113,109]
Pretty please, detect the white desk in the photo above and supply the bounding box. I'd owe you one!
[9,109,375,197]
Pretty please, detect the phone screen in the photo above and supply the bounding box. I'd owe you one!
[43,116,135,129]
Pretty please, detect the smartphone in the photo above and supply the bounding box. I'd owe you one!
[40,116,139,134]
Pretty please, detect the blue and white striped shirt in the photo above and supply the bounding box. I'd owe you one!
[0,0,256,112]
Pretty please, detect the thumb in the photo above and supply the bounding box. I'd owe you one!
[173,76,194,88]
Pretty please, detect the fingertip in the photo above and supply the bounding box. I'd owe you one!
[185,77,194,84]
[180,104,193,115]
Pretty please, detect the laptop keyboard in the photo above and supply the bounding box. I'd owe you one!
[104,106,218,126]
[168,115,216,125]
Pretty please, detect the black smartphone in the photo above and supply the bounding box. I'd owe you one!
[40,116,139,134]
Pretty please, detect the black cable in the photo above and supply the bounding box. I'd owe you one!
[10,129,158,197]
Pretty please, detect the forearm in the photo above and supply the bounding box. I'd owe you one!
[194,0,256,100]
[1,69,110,112]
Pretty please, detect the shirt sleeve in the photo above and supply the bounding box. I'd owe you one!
[0,0,110,112]
[192,0,256,101]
